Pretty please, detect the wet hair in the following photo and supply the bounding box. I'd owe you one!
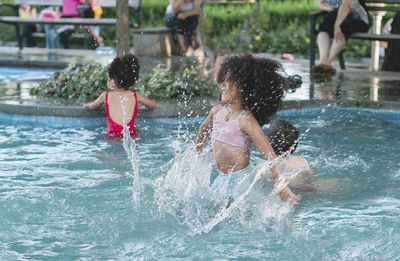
[216,54,286,126]
[108,53,140,89]
[268,120,299,156]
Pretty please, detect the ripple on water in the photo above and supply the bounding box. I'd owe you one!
[0,109,399,259]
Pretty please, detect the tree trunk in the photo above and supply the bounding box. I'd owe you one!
[381,12,400,72]
[116,0,130,57]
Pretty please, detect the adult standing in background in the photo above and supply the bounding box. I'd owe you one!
[19,4,37,47]
[58,0,80,49]
[313,0,369,75]
[164,0,202,56]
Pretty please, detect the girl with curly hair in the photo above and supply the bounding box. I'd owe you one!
[195,53,299,205]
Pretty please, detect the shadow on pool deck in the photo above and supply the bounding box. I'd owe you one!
[0,46,400,120]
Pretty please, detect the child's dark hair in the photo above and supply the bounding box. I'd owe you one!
[268,120,299,156]
[108,53,140,89]
[217,54,286,126]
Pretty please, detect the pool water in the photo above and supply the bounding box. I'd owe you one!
[0,67,58,83]
[1,108,400,260]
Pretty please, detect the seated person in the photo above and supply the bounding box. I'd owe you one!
[164,0,202,56]
[58,0,80,49]
[19,4,37,47]
[38,6,61,49]
[81,1,104,48]
[313,0,370,75]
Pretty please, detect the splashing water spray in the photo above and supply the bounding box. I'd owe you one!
[119,95,142,211]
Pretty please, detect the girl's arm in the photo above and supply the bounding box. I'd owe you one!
[136,92,161,109]
[195,105,220,152]
[240,115,300,204]
[83,92,106,110]
[318,0,334,12]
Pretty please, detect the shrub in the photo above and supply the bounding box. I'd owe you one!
[30,63,108,103]
[30,63,216,103]
[137,65,217,100]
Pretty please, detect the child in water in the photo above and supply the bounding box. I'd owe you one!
[84,54,160,138]
[267,119,314,192]
[195,54,299,205]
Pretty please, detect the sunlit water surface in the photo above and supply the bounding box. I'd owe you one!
[1,108,400,260]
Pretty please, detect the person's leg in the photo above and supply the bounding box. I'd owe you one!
[133,7,140,28]
[194,27,203,49]
[58,16,74,49]
[26,24,36,47]
[316,10,337,66]
[327,37,346,65]
[177,33,186,55]
[45,25,51,48]
[176,19,188,55]
[59,31,69,49]
[317,32,331,65]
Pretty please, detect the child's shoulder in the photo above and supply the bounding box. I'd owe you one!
[288,155,309,169]
[210,103,224,114]
[238,109,257,122]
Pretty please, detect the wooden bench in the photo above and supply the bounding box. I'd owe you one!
[0,0,140,50]
[309,0,400,71]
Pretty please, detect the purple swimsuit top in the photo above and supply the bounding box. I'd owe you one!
[211,110,253,150]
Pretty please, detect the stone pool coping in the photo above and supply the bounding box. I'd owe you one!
[1,98,400,124]
[1,98,400,128]
[1,98,400,118]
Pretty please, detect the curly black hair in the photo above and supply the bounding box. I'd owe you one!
[216,54,286,126]
[108,53,140,89]
[268,120,299,156]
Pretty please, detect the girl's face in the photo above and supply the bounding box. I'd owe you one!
[219,78,241,105]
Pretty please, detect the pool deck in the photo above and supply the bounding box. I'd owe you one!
[0,46,400,124]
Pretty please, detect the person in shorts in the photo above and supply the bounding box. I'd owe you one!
[313,0,370,75]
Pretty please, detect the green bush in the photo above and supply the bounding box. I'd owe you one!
[30,63,108,103]
[137,65,217,100]
[30,63,216,103]
[0,1,18,43]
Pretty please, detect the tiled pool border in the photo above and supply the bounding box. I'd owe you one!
[0,99,400,128]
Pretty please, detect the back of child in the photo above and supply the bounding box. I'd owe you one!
[268,119,314,191]
[83,54,160,138]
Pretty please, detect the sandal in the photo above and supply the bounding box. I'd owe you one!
[312,64,336,76]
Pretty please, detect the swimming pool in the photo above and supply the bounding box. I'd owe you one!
[1,107,399,260]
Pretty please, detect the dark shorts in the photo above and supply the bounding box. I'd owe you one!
[165,13,198,36]
[176,15,199,35]
[318,9,369,40]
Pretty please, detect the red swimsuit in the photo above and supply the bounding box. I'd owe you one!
[105,91,139,138]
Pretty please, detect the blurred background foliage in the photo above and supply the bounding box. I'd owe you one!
[0,0,395,58]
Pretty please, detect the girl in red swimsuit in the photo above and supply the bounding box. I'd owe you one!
[84,54,160,138]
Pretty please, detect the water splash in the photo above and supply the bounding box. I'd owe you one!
[122,125,142,211]
[152,142,298,235]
